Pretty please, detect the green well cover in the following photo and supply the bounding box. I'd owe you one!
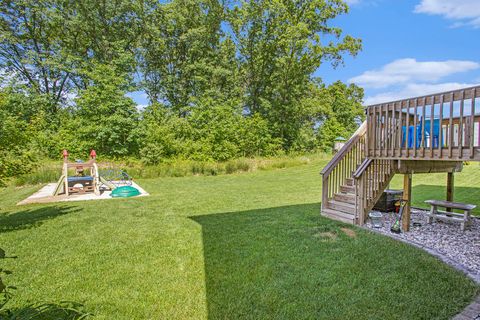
[111,186,141,198]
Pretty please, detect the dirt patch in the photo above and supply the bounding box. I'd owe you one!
[341,227,357,238]
[314,231,337,240]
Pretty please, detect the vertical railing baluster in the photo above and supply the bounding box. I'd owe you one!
[384,104,388,157]
[439,94,444,158]
[430,95,435,158]
[405,100,410,158]
[422,97,426,157]
[459,90,465,158]
[449,92,454,158]
[470,88,476,158]
[413,98,418,158]
[429,96,435,159]
[397,102,402,157]
[331,169,335,198]
[372,106,377,157]
[391,103,396,157]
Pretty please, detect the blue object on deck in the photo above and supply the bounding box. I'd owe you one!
[402,126,421,148]
[402,118,443,148]
[67,176,93,182]
[423,119,442,148]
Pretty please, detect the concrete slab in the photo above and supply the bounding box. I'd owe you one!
[17,181,149,205]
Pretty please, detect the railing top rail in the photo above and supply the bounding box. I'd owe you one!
[320,121,366,176]
[365,85,480,110]
[353,158,373,179]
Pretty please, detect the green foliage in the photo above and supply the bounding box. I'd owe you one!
[0,248,15,312]
[140,100,282,163]
[317,81,365,151]
[0,95,39,183]
[70,62,140,157]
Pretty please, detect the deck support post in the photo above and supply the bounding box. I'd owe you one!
[446,172,454,212]
[403,174,412,232]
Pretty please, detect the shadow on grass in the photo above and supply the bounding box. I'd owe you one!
[411,185,480,215]
[0,206,81,233]
[2,301,90,319]
[191,203,477,320]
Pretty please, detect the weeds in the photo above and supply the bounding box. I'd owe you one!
[10,153,329,186]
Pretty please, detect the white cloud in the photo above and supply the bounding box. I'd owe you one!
[136,104,148,111]
[349,58,479,88]
[414,0,480,28]
[364,82,479,105]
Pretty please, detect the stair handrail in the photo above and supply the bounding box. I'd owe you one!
[320,121,367,177]
[353,158,373,179]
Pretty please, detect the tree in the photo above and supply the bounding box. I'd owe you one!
[229,0,362,149]
[0,90,38,182]
[0,0,75,111]
[70,61,140,157]
[139,0,240,116]
[0,0,143,111]
[317,81,365,151]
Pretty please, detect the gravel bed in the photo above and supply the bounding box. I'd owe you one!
[365,208,480,283]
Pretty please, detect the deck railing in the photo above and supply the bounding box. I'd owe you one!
[366,86,480,160]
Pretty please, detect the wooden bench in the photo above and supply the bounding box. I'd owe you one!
[424,200,476,231]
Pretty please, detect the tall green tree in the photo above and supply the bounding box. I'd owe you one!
[317,81,364,151]
[0,0,74,111]
[0,0,143,110]
[229,0,362,149]
[68,61,140,157]
[139,0,240,115]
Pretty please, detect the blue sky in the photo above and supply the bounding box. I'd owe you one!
[128,0,480,107]
[320,0,480,105]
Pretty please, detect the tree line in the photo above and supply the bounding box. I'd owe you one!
[0,0,364,179]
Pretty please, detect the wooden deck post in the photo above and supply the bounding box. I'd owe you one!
[446,172,454,212]
[403,174,412,232]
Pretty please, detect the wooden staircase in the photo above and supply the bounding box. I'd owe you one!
[320,122,396,225]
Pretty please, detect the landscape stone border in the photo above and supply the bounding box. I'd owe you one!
[453,295,480,320]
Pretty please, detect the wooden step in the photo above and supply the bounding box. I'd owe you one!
[321,208,356,224]
[327,200,356,214]
[345,178,354,186]
[334,192,355,204]
[340,185,355,193]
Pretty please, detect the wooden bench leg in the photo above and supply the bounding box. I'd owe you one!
[427,206,436,224]
[461,210,471,231]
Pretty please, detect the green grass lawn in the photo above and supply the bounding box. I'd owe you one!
[0,159,478,319]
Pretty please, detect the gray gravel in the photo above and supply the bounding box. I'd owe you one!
[365,208,480,283]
